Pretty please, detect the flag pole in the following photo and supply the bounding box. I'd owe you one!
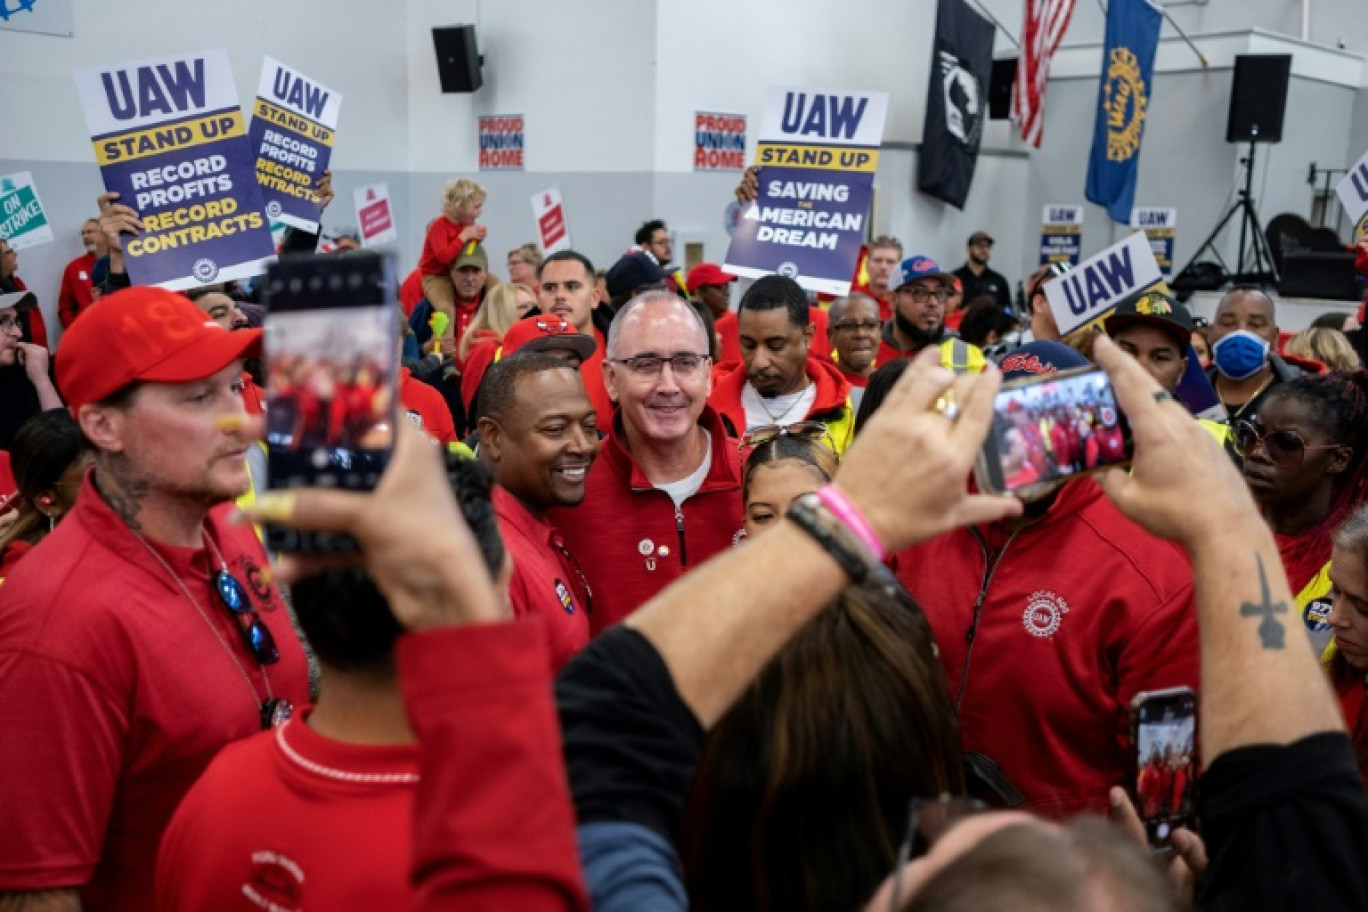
[1158,6,1209,68]
[965,0,1020,47]
[1096,0,1208,69]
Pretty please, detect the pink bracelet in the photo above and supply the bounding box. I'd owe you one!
[815,485,885,562]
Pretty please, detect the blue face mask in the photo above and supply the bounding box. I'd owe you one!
[1212,329,1270,381]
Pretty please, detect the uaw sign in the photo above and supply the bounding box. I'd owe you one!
[1044,231,1164,337]
[724,86,889,295]
[248,57,342,233]
[1337,147,1368,240]
[1040,205,1084,266]
[1130,207,1176,277]
[73,49,276,290]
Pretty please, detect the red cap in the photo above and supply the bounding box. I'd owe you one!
[56,286,262,414]
[502,316,597,361]
[687,263,736,289]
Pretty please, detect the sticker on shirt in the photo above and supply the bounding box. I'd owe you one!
[555,578,577,614]
[1022,589,1069,639]
[1304,597,1333,632]
[245,849,304,911]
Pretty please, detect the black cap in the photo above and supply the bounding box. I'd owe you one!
[1104,291,1195,351]
[606,251,666,300]
[968,231,994,245]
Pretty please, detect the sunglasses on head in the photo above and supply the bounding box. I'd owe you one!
[740,420,830,450]
[1233,420,1341,468]
[213,569,280,665]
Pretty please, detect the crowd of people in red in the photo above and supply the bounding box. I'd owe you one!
[2,153,1368,912]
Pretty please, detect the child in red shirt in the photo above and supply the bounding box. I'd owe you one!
[418,178,487,343]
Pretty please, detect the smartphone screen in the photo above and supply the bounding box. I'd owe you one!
[263,253,394,552]
[1132,687,1198,851]
[979,368,1132,497]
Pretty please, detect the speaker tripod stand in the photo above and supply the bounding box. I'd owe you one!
[1181,143,1279,288]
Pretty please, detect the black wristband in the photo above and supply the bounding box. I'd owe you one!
[785,493,875,584]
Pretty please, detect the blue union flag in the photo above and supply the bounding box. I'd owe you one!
[1085,0,1162,224]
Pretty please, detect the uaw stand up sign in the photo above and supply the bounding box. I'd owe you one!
[74,50,276,290]
[724,86,888,296]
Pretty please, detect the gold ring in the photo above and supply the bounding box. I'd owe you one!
[934,394,961,421]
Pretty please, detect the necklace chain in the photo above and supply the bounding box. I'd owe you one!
[128,528,274,710]
[750,381,810,424]
[274,722,419,785]
[1220,373,1275,420]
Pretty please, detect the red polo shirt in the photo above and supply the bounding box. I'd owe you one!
[493,486,591,671]
[0,473,311,910]
[157,715,418,912]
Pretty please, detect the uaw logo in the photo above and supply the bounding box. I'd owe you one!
[192,257,220,283]
[1103,47,1148,162]
[555,579,576,614]
[1023,589,1070,639]
[776,261,800,279]
[265,200,283,219]
[938,50,983,146]
[1134,293,1173,316]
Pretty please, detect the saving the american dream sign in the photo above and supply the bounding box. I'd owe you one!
[74,49,276,290]
[724,87,889,296]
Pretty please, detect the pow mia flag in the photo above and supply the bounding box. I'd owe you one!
[917,0,995,209]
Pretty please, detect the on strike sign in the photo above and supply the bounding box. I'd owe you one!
[479,115,524,171]
[694,112,746,171]
[354,182,397,247]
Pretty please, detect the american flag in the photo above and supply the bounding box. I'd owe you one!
[1012,0,1077,148]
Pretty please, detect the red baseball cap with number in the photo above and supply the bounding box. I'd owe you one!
[56,285,262,413]
[502,316,597,361]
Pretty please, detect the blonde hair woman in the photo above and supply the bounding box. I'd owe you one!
[1285,327,1362,372]
[458,283,534,361]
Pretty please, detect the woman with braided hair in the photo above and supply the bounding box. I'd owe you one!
[1236,371,1368,658]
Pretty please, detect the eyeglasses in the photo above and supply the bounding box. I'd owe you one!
[1233,419,1342,468]
[831,320,883,334]
[610,352,709,377]
[888,795,988,911]
[897,287,952,303]
[0,316,21,334]
[740,420,830,450]
[213,569,280,665]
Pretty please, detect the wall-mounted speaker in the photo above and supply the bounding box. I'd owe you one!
[432,25,483,93]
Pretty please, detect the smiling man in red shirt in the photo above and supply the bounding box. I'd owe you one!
[478,352,599,669]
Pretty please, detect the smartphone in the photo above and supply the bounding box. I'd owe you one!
[1130,686,1198,853]
[263,252,395,552]
[974,366,1132,501]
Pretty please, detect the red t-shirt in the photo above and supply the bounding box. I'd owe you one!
[493,486,591,671]
[157,715,417,912]
[58,252,98,328]
[0,473,311,910]
[400,367,456,445]
[399,268,425,317]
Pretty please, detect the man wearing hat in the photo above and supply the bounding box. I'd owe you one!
[0,290,63,451]
[605,250,667,310]
[688,262,742,363]
[0,287,311,910]
[893,339,1197,818]
[461,316,598,422]
[447,242,491,345]
[876,255,960,364]
[953,231,1012,312]
[1104,291,1194,395]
